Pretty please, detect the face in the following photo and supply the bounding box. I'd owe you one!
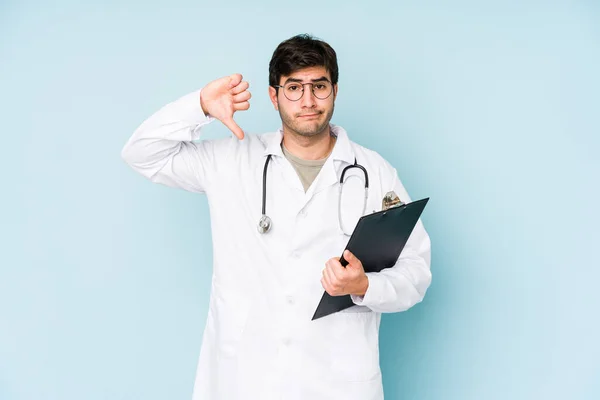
[269,66,338,138]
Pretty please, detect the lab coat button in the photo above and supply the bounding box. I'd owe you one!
[282,337,291,346]
[286,296,294,305]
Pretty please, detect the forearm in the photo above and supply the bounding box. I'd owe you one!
[121,89,223,193]
[121,90,212,167]
[351,206,432,313]
[351,248,431,313]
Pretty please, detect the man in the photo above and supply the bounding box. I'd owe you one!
[121,34,431,400]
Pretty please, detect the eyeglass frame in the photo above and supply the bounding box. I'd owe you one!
[272,79,335,102]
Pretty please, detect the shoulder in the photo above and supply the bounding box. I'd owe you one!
[333,124,400,191]
[347,137,397,178]
[351,142,392,167]
[201,130,277,156]
[238,131,279,157]
[332,124,393,170]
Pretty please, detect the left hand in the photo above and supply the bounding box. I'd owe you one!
[321,250,369,296]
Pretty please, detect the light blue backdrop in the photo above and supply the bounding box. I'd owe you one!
[1,1,598,399]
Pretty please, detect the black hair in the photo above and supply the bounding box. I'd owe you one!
[269,34,339,88]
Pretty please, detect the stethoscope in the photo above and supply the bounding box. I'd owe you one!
[258,155,369,236]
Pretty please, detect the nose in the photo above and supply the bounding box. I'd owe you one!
[300,84,317,108]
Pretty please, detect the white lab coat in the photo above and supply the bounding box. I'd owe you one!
[121,89,432,400]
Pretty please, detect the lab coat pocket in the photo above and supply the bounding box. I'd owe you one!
[330,311,381,382]
[211,280,252,359]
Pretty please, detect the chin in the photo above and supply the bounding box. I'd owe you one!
[296,123,328,137]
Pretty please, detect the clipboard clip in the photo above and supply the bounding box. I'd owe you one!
[382,191,404,211]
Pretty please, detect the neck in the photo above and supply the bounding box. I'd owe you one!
[281,126,336,161]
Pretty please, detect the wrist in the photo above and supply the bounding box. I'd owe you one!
[199,91,209,117]
[353,274,369,296]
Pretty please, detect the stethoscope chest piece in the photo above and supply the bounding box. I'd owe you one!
[258,215,272,234]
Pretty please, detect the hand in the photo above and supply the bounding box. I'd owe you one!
[321,250,369,297]
[199,73,251,139]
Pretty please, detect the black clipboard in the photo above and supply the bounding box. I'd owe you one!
[311,197,429,320]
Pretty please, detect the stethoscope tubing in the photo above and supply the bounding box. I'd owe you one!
[259,155,368,235]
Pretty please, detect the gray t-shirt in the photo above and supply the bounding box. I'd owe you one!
[281,144,328,192]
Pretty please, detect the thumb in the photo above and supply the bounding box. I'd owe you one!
[344,250,359,269]
[221,116,244,140]
[343,250,353,264]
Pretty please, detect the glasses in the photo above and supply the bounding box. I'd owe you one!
[273,80,334,101]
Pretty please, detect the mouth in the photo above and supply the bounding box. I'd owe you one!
[298,113,321,119]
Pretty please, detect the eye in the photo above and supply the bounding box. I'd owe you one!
[315,84,326,90]
[287,84,300,91]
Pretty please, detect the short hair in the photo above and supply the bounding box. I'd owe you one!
[269,34,339,88]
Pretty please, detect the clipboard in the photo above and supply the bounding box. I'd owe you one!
[311,197,429,320]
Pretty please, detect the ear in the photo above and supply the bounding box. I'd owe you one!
[333,83,338,101]
[268,86,279,110]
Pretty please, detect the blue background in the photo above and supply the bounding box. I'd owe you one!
[1,1,598,399]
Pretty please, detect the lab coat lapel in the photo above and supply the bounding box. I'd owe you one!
[305,157,337,199]
[262,130,305,193]
[262,125,356,211]
[306,125,355,199]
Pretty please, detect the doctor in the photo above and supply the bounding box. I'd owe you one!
[121,34,431,400]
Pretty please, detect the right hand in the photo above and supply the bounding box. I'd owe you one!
[200,73,251,140]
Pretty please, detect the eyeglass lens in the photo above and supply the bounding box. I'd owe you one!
[282,82,332,101]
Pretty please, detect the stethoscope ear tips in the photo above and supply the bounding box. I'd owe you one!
[258,215,272,234]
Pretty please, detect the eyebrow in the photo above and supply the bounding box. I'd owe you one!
[283,76,330,84]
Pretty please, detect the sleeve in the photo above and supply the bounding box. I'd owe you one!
[350,167,432,313]
[120,89,234,194]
